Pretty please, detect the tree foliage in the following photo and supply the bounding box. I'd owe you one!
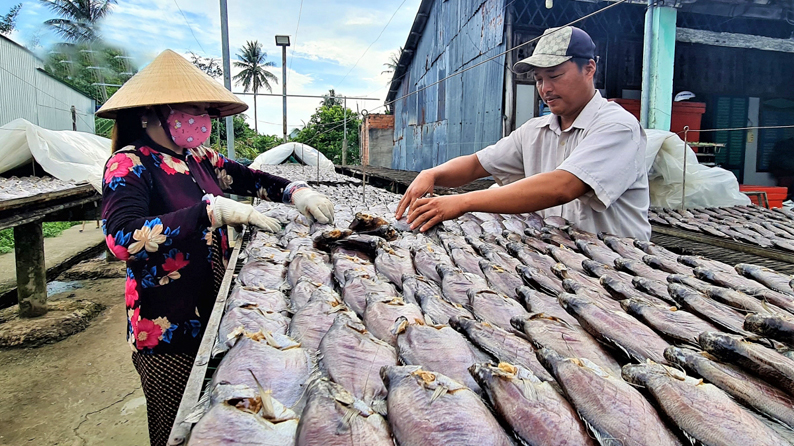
[39,0,117,43]
[0,3,22,35]
[44,41,136,103]
[209,115,283,163]
[292,102,361,165]
[233,40,278,135]
[189,52,223,79]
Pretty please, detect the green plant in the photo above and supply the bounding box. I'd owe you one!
[292,103,361,165]
[233,40,278,135]
[0,222,81,254]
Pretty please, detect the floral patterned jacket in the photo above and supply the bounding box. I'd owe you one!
[102,135,290,354]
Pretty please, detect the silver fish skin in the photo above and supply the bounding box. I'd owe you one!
[479,259,524,300]
[602,235,647,261]
[614,257,671,282]
[576,239,622,265]
[745,313,794,347]
[537,348,682,446]
[405,274,473,325]
[318,313,396,411]
[705,285,780,315]
[517,286,579,326]
[581,259,634,281]
[622,361,787,446]
[210,335,317,414]
[566,226,604,246]
[561,278,624,312]
[411,241,453,283]
[548,246,589,274]
[295,379,393,446]
[364,295,424,346]
[288,286,347,351]
[665,346,794,430]
[238,260,287,290]
[287,251,333,288]
[517,264,564,296]
[374,245,415,290]
[634,240,680,262]
[679,255,738,275]
[666,273,712,292]
[466,288,528,332]
[470,362,594,446]
[332,252,376,284]
[735,263,794,296]
[215,306,290,355]
[226,287,290,315]
[700,331,794,395]
[642,254,692,275]
[695,267,794,309]
[620,298,717,346]
[394,319,485,393]
[513,313,622,376]
[631,276,676,304]
[380,365,513,446]
[521,234,554,253]
[551,262,602,290]
[188,402,298,446]
[450,316,555,384]
[600,274,661,304]
[436,263,489,305]
[446,238,487,278]
[340,270,396,317]
[559,293,670,364]
[667,283,751,335]
[289,279,324,313]
[508,242,557,271]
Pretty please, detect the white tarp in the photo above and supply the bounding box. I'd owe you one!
[0,118,110,192]
[644,129,751,208]
[249,142,334,171]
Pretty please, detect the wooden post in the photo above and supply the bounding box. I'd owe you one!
[15,221,48,317]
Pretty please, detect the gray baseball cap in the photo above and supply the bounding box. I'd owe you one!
[513,26,596,74]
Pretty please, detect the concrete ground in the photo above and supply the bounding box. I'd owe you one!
[0,227,149,446]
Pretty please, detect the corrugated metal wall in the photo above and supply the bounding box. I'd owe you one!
[0,36,95,133]
[392,0,506,171]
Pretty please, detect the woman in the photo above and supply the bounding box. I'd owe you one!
[96,49,333,446]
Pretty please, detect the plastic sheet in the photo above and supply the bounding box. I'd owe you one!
[0,118,110,192]
[645,129,750,208]
[249,142,334,171]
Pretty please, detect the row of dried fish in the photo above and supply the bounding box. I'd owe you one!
[0,175,80,201]
[259,163,362,185]
[188,192,794,445]
[650,205,794,251]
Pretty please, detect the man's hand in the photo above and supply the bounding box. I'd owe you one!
[407,195,467,232]
[395,170,436,219]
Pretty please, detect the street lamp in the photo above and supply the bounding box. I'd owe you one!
[275,35,290,143]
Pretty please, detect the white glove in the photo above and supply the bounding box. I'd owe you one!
[292,188,334,224]
[210,196,281,232]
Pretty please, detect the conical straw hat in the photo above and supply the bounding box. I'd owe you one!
[96,49,248,119]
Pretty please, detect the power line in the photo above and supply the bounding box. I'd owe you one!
[173,0,207,55]
[288,0,304,73]
[337,0,410,87]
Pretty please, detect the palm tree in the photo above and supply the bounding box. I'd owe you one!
[233,40,278,134]
[381,46,403,76]
[39,0,116,43]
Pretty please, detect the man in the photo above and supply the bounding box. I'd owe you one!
[395,26,651,240]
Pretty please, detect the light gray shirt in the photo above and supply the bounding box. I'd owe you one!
[476,91,651,240]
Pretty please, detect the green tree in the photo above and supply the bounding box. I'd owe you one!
[233,40,278,135]
[381,46,402,76]
[292,103,360,165]
[209,115,283,163]
[0,3,22,35]
[44,41,136,104]
[321,89,342,108]
[39,0,117,43]
[189,51,223,79]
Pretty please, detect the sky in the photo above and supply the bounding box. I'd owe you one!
[2,0,422,136]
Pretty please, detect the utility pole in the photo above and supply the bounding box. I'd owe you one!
[220,0,235,160]
[342,97,347,166]
[275,36,291,143]
[70,105,76,131]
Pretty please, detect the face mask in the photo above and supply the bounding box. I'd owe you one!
[165,108,212,149]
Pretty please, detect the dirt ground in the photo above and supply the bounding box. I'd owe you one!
[0,275,149,445]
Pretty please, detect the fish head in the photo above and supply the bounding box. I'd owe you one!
[698,331,742,359]
[510,315,528,332]
[663,345,702,368]
[733,263,755,275]
[478,258,493,271]
[435,263,456,278]
[536,347,564,374]
[619,298,641,314]
[561,278,580,294]
[693,267,714,281]
[556,292,585,312]
[448,315,473,332]
[515,286,535,306]
[582,260,609,277]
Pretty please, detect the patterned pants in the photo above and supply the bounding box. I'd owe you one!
[132,352,195,446]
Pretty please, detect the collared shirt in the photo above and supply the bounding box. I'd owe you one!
[476,91,651,240]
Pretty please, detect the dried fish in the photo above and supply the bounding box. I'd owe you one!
[667,283,751,335]
[381,365,513,446]
[288,286,347,351]
[620,298,717,346]
[745,313,794,347]
[478,259,523,300]
[466,288,528,331]
[373,245,414,289]
[436,264,489,305]
[364,295,424,346]
[735,263,794,296]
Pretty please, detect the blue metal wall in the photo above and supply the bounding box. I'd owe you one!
[392,0,506,171]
